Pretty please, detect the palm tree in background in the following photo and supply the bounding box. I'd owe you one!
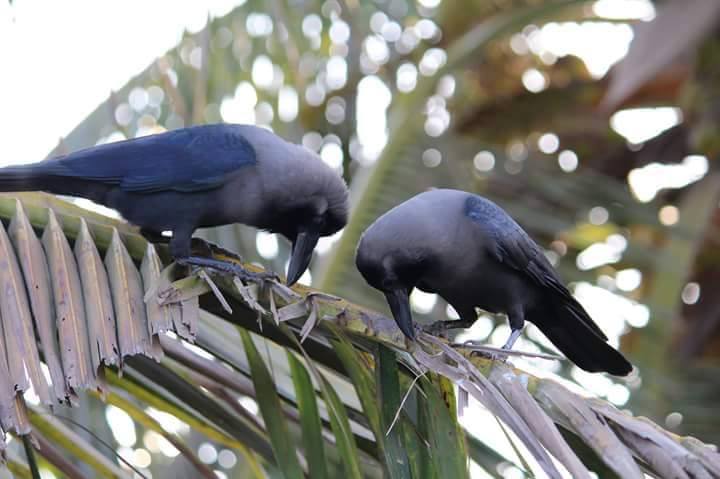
[1,0,719,477]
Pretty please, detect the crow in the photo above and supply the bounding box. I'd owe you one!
[0,124,348,285]
[356,189,632,375]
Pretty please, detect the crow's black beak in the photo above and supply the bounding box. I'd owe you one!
[384,288,415,340]
[286,229,320,286]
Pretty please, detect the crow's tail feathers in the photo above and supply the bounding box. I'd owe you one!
[0,165,47,192]
[534,298,633,376]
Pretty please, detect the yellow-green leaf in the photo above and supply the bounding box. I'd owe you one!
[240,329,304,479]
[318,373,363,479]
[287,352,329,479]
[421,377,468,479]
[376,344,413,479]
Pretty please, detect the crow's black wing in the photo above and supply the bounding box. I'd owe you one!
[40,124,256,193]
[464,195,607,340]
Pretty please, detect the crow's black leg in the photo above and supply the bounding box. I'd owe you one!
[190,238,244,262]
[423,317,476,336]
[423,304,477,337]
[147,227,244,261]
[473,310,524,362]
[501,328,522,350]
[503,308,525,351]
[169,229,275,282]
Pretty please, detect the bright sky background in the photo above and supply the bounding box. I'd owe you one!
[0,0,243,165]
[1,0,659,166]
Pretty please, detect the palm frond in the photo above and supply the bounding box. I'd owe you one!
[0,193,718,478]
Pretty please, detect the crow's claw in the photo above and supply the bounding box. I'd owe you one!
[422,319,475,339]
[422,321,450,338]
[177,256,274,284]
[190,238,244,262]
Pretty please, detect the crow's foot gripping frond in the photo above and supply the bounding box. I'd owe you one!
[189,238,244,263]
[141,229,245,263]
[502,328,522,351]
[474,329,522,363]
[176,256,277,284]
[422,321,447,338]
[422,318,475,339]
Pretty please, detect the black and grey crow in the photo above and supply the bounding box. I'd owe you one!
[356,189,632,375]
[0,124,348,285]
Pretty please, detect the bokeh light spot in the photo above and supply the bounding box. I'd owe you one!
[302,14,323,37]
[326,56,348,90]
[616,269,642,292]
[278,86,299,122]
[302,131,323,152]
[329,20,350,44]
[325,96,346,124]
[522,68,547,92]
[246,13,273,37]
[133,448,152,469]
[114,103,133,126]
[252,55,275,89]
[422,148,442,168]
[106,406,136,448]
[473,151,495,172]
[558,150,578,172]
[418,0,441,8]
[419,48,447,76]
[628,155,707,202]
[665,412,683,429]
[396,63,418,93]
[682,282,700,305]
[321,142,344,171]
[218,449,238,469]
[588,206,609,225]
[611,107,682,144]
[198,443,218,464]
[538,133,559,154]
[129,87,149,111]
[659,205,679,226]
[593,0,655,21]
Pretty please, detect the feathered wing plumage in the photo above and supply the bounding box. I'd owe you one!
[465,195,632,375]
[0,124,257,194]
